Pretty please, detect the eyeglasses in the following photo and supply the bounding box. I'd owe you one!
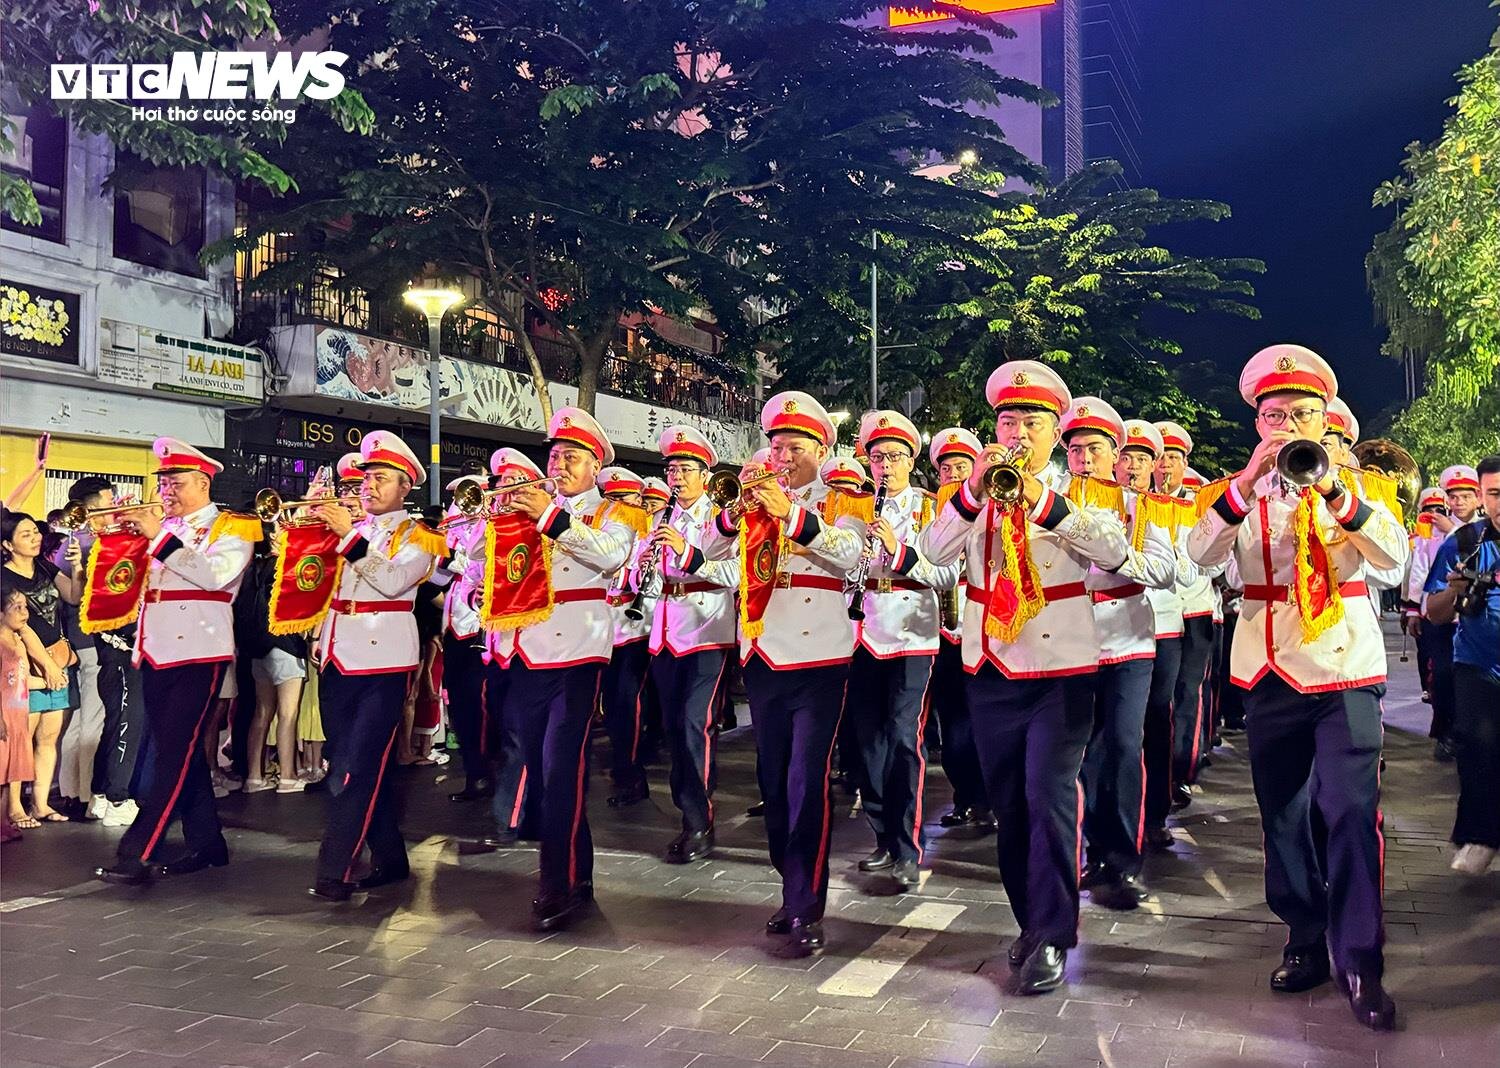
[664,462,704,475]
[1258,406,1325,428]
[867,450,911,465]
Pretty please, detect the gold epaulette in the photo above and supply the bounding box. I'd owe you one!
[1193,478,1231,519]
[1133,492,1185,544]
[390,518,449,560]
[820,488,875,525]
[1352,467,1405,527]
[208,511,263,545]
[936,481,963,513]
[1065,476,1126,517]
[606,501,650,539]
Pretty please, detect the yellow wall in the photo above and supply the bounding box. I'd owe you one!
[1,431,155,517]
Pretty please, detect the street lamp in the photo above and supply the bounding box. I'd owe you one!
[403,283,464,505]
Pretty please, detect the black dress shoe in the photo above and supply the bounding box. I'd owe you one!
[94,860,151,886]
[355,866,410,891]
[766,908,792,936]
[891,860,920,890]
[1170,783,1192,810]
[663,829,713,864]
[1015,943,1066,995]
[476,829,519,850]
[152,850,229,877]
[1008,931,1039,969]
[1434,737,1456,763]
[1089,874,1147,912]
[532,892,583,932]
[969,808,996,830]
[1078,861,1112,891]
[309,879,354,902]
[790,918,824,954]
[448,781,494,802]
[858,848,894,872]
[1269,950,1331,993]
[746,801,765,817]
[939,807,973,828]
[607,779,650,807]
[1342,970,1396,1031]
[1145,826,1174,850]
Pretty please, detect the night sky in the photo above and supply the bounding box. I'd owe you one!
[1133,0,1496,428]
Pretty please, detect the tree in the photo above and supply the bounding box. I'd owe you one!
[228,0,1047,422]
[1370,13,1500,472]
[767,160,1264,472]
[0,1,373,226]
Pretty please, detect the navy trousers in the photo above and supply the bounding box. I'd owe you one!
[743,656,849,923]
[316,667,409,883]
[1217,614,1245,730]
[1452,664,1500,849]
[932,639,986,815]
[486,660,536,837]
[1244,675,1386,975]
[1143,635,1182,829]
[1173,615,1214,786]
[1082,658,1153,877]
[501,661,603,901]
[1420,620,1457,741]
[117,661,228,865]
[652,648,729,834]
[602,640,651,790]
[967,665,1095,949]
[443,632,488,790]
[848,648,935,864]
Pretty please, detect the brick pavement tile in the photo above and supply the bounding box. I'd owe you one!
[535,1013,670,1045]
[268,1003,485,1045]
[442,1004,562,1033]
[647,1024,778,1060]
[183,1037,308,1067]
[801,1004,925,1037]
[2,992,111,1024]
[89,1024,220,1058]
[340,973,462,999]
[760,1039,887,1068]
[1056,998,1187,1030]
[455,1026,589,1060]
[848,1030,983,1064]
[353,990,474,1020]
[557,1040,697,1067]
[251,981,376,1009]
[625,1003,754,1032]
[3,1012,130,1044]
[703,990,810,1019]
[265,1023,401,1058]
[521,992,644,1019]
[365,1037,507,1067]
[1112,1023,1243,1053]
[729,1016,861,1047]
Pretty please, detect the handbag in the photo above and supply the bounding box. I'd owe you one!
[44,638,78,670]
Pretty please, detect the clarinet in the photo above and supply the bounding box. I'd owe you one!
[625,489,679,622]
[846,476,889,622]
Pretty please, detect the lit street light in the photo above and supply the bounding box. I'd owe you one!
[403,283,465,505]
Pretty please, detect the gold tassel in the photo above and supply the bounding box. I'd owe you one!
[1291,491,1344,643]
[982,509,1045,643]
[1193,478,1231,520]
[207,511,263,546]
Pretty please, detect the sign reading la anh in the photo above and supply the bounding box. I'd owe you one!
[99,319,264,405]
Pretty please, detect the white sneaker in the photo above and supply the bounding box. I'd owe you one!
[275,777,306,794]
[1451,844,1498,875]
[242,777,276,794]
[87,794,108,820]
[102,799,138,828]
[211,769,242,794]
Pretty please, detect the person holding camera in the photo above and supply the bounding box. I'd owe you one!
[1423,454,1500,877]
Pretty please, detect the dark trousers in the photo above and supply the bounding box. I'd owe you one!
[316,666,409,883]
[502,661,603,901]
[743,656,849,923]
[1452,664,1500,848]
[1201,621,1224,753]
[849,648,935,864]
[1420,621,1457,740]
[1245,675,1385,974]
[92,643,145,803]
[932,640,985,813]
[1143,636,1182,828]
[1173,615,1214,785]
[443,632,488,790]
[967,665,1095,949]
[602,640,651,789]
[117,661,228,865]
[1217,614,1244,729]
[1083,658,1152,877]
[652,648,729,834]
[486,660,535,836]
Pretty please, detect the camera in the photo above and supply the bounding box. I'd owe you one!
[1456,567,1497,617]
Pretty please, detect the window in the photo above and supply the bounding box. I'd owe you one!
[1,104,67,244]
[112,150,207,277]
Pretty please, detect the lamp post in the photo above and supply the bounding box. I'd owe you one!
[403,284,464,505]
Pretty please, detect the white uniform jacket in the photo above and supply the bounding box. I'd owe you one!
[1187,473,1409,694]
[474,489,633,670]
[136,504,254,669]
[435,516,485,641]
[855,486,961,658]
[316,510,441,675]
[699,478,864,669]
[1173,488,1223,619]
[1145,518,1197,639]
[1404,532,1443,615]
[918,469,1131,678]
[639,493,738,656]
[609,525,652,648]
[1079,486,1176,665]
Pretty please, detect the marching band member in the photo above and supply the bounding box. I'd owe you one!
[1060,400,1175,911]
[1118,421,1195,850]
[336,451,364,496]
[436,473,491,803]
[1325,400,1407,621]
[473,408,633,931]
[598,466,655,808]
[698,391,865,953]
[643,477,671,517]
[919,362,1130,995]
[1404,485,1450,716]
[306,432,443,901]
[638,426,739,863]
[95,439,257,885]
[1155,423,1219,809]
[1188,345,1407,1029]
[848,411,961,890]
[821,455,868,494]
[927,428,992,832]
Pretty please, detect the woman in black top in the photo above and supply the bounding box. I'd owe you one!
[2,511,83,822]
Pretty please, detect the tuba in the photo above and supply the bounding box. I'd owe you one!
[1351,438,1421,520]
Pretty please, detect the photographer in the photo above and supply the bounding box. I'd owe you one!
[1424,454,1500,877]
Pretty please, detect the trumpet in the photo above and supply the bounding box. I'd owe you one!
[253,488,366,526]
[979,446,1031,506]
[1275,439,1330,491]
[706,469,787,514]
[452,475,558,516]
[57,499,165,532]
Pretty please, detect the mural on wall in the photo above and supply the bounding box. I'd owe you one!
[306,325,761,463]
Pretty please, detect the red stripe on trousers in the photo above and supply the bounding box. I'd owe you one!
[141,662,224,862]
[568,674,604,888]
[509,767,528,829]
[911,661,935,864]
[343,722,400,882]
[701,656,730,826]
[812,682,849,898]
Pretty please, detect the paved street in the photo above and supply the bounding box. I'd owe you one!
[3,622,1498,1068]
